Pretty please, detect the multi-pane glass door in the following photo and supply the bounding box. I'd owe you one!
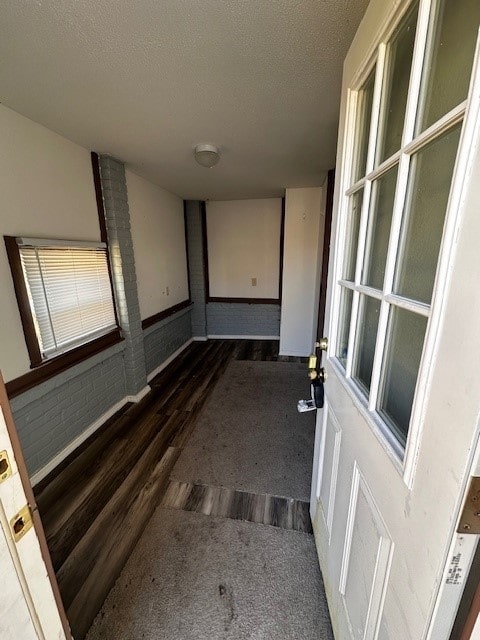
[335,0,480,454]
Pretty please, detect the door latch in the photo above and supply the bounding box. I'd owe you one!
[0,450,12,484]
[10,505,34,542]
[457,477,480,534]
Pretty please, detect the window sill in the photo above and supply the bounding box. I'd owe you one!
[6,329,124,398]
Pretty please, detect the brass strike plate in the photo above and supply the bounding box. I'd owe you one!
[0,450,12,483]
[457,477,480,534]
[10,505,33,543]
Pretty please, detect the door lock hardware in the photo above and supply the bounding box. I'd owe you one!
[308,354,318,370]
[308,367,327,383]
[10,505,34,543]
[308,368,318,380]
[298,377,325,412]
[0,450,12,484]
[457,477,480,534]
[316,337,328,351]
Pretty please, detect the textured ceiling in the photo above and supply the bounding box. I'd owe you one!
[0,0,369,200]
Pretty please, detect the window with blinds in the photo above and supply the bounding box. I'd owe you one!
[16,238,117,360]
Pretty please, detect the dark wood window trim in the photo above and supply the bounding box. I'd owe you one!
[5,329,123,398]
[141,299,192,330]
[4,152,123,397]
[91,152,108,243]
[4,235,43,367]
[91,152,120,329]
[202,198,285,306]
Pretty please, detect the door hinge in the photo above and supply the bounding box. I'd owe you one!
[10,504,34,542]
[458,477,480,534]
[0,450,12,483]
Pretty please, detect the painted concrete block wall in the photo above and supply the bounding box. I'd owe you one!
[144,307,192,375]
[99,156,148,397]
[0,108,193,478]
[0,105,101,382]
[279,187,324,356]
[185,200,281,337]
[207,303,280,337]
[10,343,126,476]
[185,201,207,337]
[206,199,282,299]
[127,170,189,319]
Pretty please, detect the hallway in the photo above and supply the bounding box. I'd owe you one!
[34,339,333,639]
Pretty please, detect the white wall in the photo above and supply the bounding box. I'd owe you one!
[206,199,282,299]
[279,187,324,356]
[127,171,189,320]
[0,106,101,382]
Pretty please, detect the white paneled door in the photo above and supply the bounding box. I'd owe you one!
[310,0,480,638]
[0,377,67,639]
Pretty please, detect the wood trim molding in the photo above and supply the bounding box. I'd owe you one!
[183,201,192,301]
[200,201,210,302]
[207,297,280,305]
[202,199,284,306]
[317,168,335,340]
[6,329,123,399]
[91,152,108,243]
[4,236,43,367]
[141,299,192,330]
[91,151,121,329]
[279,196,285,303]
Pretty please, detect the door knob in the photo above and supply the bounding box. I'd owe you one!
[315,337,328,351]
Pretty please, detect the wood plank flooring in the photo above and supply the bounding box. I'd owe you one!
[34,339,309,639]
[161,480,313,534]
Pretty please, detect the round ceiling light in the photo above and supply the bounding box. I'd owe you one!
[194,143,220,168]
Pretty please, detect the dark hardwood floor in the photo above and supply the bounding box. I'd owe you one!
[34,339,306,639]
[161,480,313,534]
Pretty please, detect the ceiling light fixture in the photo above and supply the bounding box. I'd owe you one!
[194,143,220,168]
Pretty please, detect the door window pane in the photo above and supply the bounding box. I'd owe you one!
[378,307,427,445]
[343,189,364,281]
[394,124,461,303]
[336,287,353,367]
[353,295,381,393]
[352,69,376,183]
[377,3,419,163]
[418,0,480,132]
[362,166,398,290]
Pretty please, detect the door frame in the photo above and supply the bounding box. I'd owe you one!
[0,373,71,638]
[316,168,335,343]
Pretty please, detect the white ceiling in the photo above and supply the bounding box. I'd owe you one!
[0,0,369,200]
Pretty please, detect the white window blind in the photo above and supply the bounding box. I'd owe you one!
[18,240,117,359]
